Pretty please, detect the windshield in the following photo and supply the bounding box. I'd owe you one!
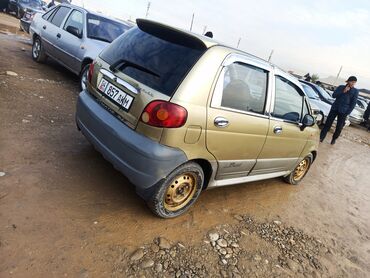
[87,14,130,43]
[316,85,333,99]
[301,83,320,99]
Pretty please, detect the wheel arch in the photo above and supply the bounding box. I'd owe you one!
[32,33,39,43]
[80,57,93,74]
[311,150,317,162]
[190,158,213,191]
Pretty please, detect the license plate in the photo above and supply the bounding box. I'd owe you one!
[98,78,134,111]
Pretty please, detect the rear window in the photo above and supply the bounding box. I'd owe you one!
[100,26,207,97]
[50,6,71,27]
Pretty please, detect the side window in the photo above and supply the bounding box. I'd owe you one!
[50,6,71,27]
[63,10,83,36]
[273,76,304,122]
[42,7,57,21]
[215,62,268,114]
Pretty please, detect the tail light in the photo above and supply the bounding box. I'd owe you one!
[87,62,95,83]
[141,101,188,128]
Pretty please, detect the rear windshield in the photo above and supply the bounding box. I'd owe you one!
[100,26,207,97]
[87,14,129,43]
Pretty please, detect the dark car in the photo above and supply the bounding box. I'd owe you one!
[7,0,44,18]
[300,80,335,105]
[20,8,42,33]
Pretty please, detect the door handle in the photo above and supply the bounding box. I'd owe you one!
[57,33,61,38]
[214,117,229,128]
[43,25,46,30]
[273,126,283,134]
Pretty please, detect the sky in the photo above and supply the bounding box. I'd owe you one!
[72,0,370,88]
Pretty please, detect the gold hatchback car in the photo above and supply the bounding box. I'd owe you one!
[76,19,319,218]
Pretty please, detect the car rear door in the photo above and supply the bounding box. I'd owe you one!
[56,9,84,74]
[41,5,71,60]
[251,71,311,175]
[206,54,271,180]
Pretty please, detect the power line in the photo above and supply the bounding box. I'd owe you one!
[145,1,151,18]
[190,13,194,31]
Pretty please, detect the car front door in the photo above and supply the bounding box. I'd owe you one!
[252,73,311,175]
[206,55,271,181]
[57,9,84,74]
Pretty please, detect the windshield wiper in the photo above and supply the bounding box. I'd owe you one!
[109,59,160,78]
[88,35,112,43]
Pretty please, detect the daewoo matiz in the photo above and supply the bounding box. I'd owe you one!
[76,19,319,218]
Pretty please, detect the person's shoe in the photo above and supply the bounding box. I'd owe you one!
[330,139,336,145]
[320,138,324,143]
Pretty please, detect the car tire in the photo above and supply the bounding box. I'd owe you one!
[284,156,312,185]
[32,37,47,63]
[16,7,21,19]
[147,162,204,218]
[79,64,90,91]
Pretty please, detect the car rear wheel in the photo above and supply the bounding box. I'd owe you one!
[32,37,47,63]
[284,156,312,185]
[147,162,204,218]
[80,64,90,91]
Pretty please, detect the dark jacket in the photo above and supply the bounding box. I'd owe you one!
[331,85,359,115]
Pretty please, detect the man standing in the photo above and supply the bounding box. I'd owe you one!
[320,76,359,144]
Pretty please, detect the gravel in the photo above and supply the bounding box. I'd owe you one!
[120,215,331,277]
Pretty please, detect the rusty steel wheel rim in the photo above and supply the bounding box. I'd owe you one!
[293,158,310,181]
[164,173,197,211]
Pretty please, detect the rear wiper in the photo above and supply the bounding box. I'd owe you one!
[109,59,160,78]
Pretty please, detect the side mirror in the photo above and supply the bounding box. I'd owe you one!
[66,26,82,38]
[300,114,315,131]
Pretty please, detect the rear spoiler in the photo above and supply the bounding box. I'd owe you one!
[136,19,207,50]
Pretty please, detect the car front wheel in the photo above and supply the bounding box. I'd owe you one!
[32,37,47,63]
[147,162,204,218]
[284,156,312,185]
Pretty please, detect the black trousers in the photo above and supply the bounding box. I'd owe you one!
[320,109,347,141]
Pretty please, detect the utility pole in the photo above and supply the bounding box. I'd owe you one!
[190,13,194,31]
[336,65,343,84]
[236,37,241,48]
[268,49,274,62]
[145,1,151,18]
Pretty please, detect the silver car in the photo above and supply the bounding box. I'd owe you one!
[300,81,350,127]
[30,3,131,89]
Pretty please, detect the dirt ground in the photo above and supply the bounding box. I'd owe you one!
[0,12,370,278]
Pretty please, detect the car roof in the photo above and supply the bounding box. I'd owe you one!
[58,3,131,26]
[299,79,320,88]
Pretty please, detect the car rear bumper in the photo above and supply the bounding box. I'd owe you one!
[76,90,187,195]
[348,116,363,125]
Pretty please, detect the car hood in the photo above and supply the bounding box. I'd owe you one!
[20,3,44,12]
[308,99,331,115]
